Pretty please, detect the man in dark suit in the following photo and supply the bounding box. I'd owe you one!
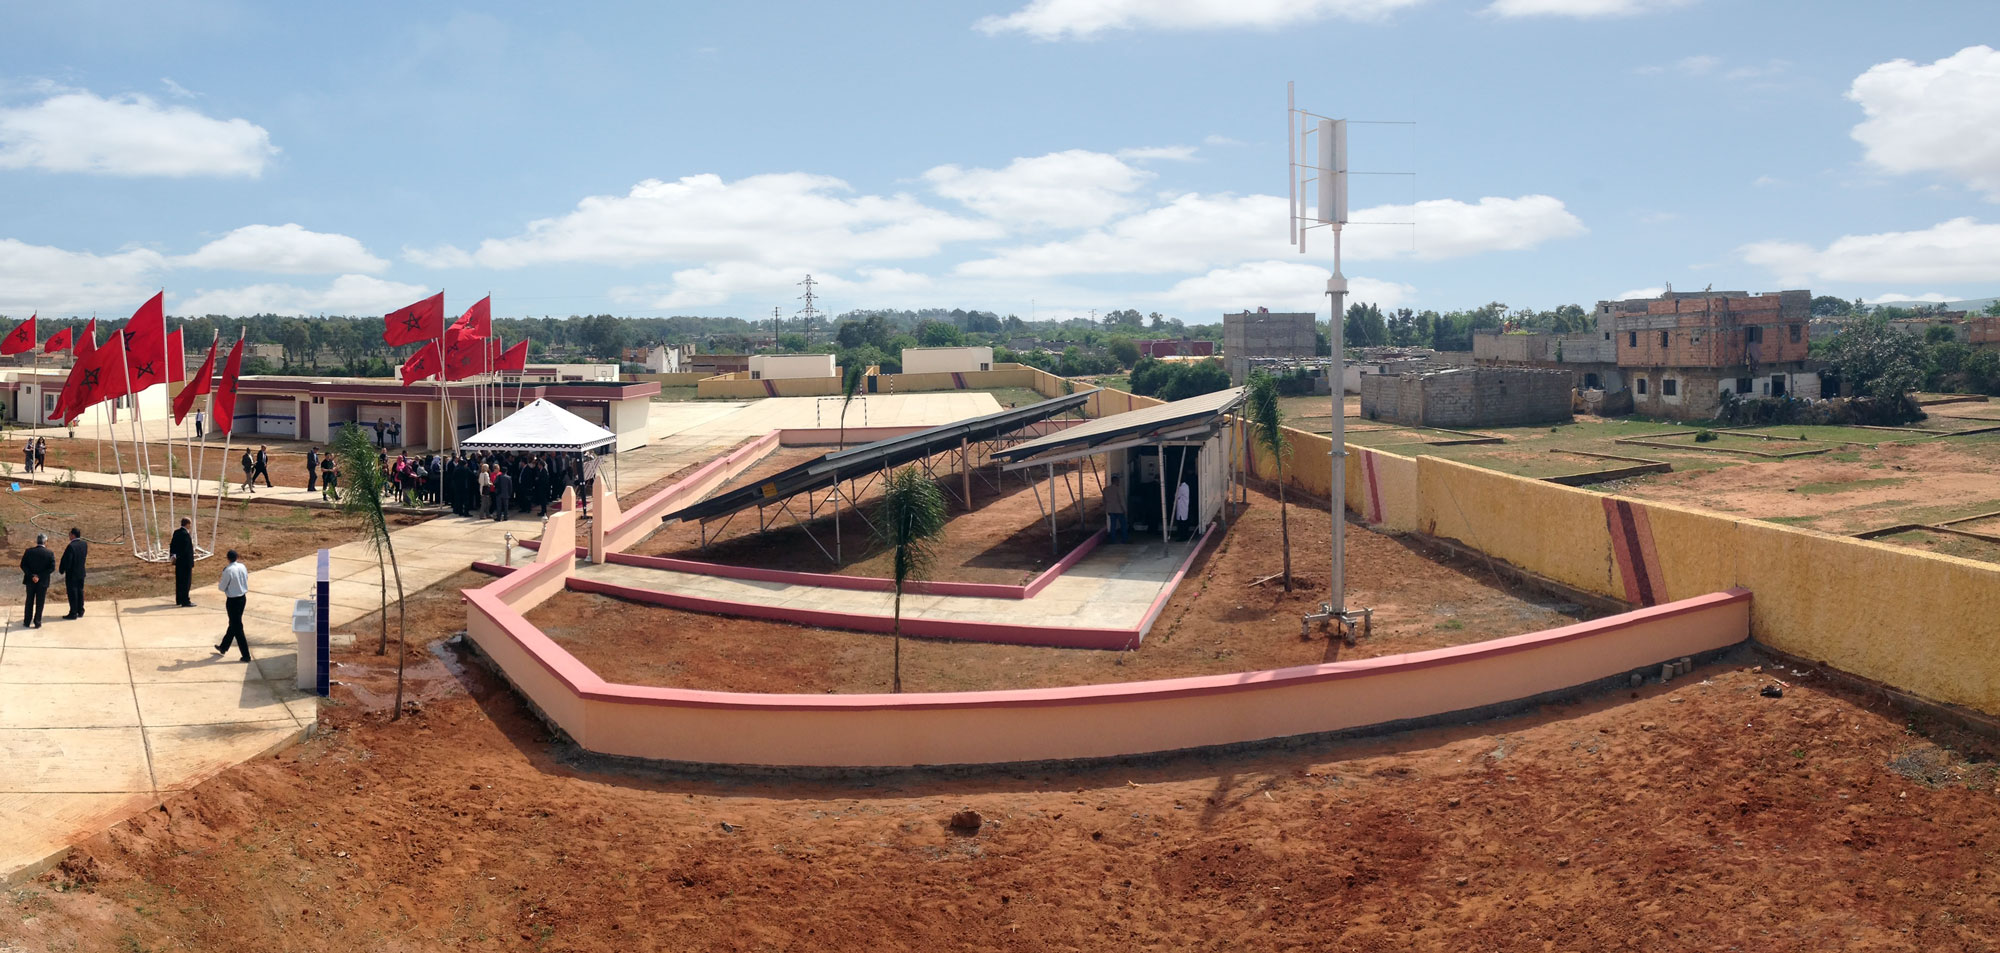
[171,518,197,607]
[492,466,513,521]
[20,533,54,628]
[305,447,319,493]
[254,446,273,488]
[58,528,86,620]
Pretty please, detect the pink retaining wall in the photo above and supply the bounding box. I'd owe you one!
[464,558,1750,767]
[601,431,780,554]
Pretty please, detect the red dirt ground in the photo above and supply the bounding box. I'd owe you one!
[530,483,1599,693]
[1613,439,2000,534]
[633,448,1103,586]
[8,602,2000,951]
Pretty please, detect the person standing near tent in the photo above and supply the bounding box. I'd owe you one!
[171,518,195,607]
[214,550,250,663]
[478,462,493,518]
[492,464,512,522]
[58,527,86,620]
[305,446,318,494]
[19,533,53,628]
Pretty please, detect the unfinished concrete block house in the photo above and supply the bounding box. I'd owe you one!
[1599,289,1819,420]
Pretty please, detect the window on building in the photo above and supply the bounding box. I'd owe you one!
[1603,332,1611,341]
[1789,324,1802,343]
[1659,330,1669,347]
[1637,378,1648,395]
[1663,379,1678,396]
[1736,377,1752,393]
[1746,325,1763,343]
[1628,331,1638,347]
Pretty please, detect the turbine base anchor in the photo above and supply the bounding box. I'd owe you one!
[1302,603,1371,646]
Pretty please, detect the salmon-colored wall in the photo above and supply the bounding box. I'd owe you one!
[463,579,1747,767]
[600,431,779,554]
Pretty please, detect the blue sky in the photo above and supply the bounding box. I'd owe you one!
[3,0,1997,326]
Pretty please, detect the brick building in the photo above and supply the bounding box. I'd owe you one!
[1134,339,1215,359]
[1222,309,1317,384]
[1472,328,1624,393]
[1597,290,1820,420]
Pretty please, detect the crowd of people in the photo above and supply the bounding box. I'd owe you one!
[360,449,594,520]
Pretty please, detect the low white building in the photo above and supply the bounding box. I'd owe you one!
[901,346,994,374]
[631,344,694,373]
[748,354,836,380]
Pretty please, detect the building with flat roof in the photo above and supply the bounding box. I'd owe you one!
[1222,309,1317,384]
[748,354,836,380]
[900,346,993,374]
[222,375,659,452]
[1598,290,1819,420]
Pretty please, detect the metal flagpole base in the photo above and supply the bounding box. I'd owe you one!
[1302,604,1371,646]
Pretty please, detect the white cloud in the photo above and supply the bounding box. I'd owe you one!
[1615,286,1666,300]
[402,244,477,269]
[1638,211,1680,224]
[174,224,387,275]
[467,173,999,269]
[1116,145,1197,162]
[159,77,197,100]
[924,150,1152,229]
[1864,292,1950,305]
[1202,134,1244,147]
[177,275,432,317]
[1674,54,1721,76]
[0,238,167,315]
[1487,0,1693,17]
[1152,260,1413,314]
[956,192,1583,279]
[1848,45,2000,199]
[0,88,275,177]
[1740,217,2000,285]
[976,0,1424,40]
[611,264,933,311]
[1752,175,1787,188]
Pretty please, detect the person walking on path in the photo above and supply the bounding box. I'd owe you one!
[20,533,54,628]
[239,449,256,493]
[34,437,45,474]
[21,439,33,474]
[214,550,250,662]
[58,528,86,620]
[305,447,319,494]
[320,453,338,502]
[1104,473,1129,544]
[254,446,273,488]
[170,518,196,607]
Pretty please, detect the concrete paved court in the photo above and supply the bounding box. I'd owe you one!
[646,393,1003,441]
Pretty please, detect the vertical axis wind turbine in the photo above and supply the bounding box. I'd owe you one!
[1289,81,1372,643]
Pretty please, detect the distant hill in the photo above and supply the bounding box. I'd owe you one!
[1869,296,1999,313]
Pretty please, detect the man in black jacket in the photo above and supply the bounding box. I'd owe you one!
[305,447,319,493]
[20,533,54,628]
[171,518,196,607]
[492,467,513,521]
[58,528,86,620]
[254,446,273,488]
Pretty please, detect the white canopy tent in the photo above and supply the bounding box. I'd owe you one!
[459,398,619,490]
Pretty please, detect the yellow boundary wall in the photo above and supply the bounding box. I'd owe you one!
[1348,448,2000,715]
[696,370,848,399]
[624,372,707,387]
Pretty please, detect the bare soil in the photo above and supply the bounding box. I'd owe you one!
[0,485,423,602]
[21,433,325,489]
[1609,440,2000,535]
[9,596,2000,951]
[633,448,1097,586]
[532,483,1597,694]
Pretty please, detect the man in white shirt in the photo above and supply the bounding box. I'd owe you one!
[1173,480,1192,541]
[214,549,251,662]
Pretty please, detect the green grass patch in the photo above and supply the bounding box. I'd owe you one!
[1761,515,1819,525]
[650,386,698,402]
[1791,476,1909,496]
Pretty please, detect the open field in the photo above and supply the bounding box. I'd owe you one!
[0,484,426,602]
[540,483,1595,693]
[9,619,2000,950]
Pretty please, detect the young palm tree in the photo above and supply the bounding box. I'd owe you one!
[879,465,947,693]
[1247,372,1292,592]
[837,363,866,451]
[331,424,411,719]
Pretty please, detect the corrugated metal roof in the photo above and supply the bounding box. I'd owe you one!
[994,387,1244,464]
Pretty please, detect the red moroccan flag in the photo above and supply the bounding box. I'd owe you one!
[58,333,131,422]
[76,319,97,357]
[1,314,35,355]
[120,292,169,392]
[173,334,218,424]
[496,338,528,373]
[449,295,491,340]
[210,337,246,437]
[401,340,443,386]
[383,292,445,347]
[442,324,486,381]
[166,328,185,383]
[42,326,72,354]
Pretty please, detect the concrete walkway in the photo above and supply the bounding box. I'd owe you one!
[568,539,1193,632]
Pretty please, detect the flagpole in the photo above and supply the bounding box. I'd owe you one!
[123,302,165,560]
[188,331,218,556]
[209,329,243,553]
